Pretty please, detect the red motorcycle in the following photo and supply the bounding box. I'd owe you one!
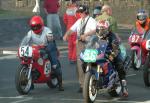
[141,30,150,87]
[128,29,145,70]
[15,45,59,95]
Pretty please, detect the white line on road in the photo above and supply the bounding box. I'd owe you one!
[3,51,17,55]
[126,74,136,77]
[11,97,32,103]
[0,96,24,99]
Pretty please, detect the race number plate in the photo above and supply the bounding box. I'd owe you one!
[131,35,140,43]
[83,49,98,62]
[19,46,32,57]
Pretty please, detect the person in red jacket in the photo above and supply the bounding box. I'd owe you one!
[63,0,80,64]
[135,9,150,34]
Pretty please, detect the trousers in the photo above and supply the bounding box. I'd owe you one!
[76,40,85,88]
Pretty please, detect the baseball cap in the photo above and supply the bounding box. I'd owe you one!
[77,5,89,13]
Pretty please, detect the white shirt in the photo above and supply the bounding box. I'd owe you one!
[70,16,97,41]
[21,27,53,46]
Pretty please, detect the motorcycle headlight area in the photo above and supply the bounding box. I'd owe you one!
[37,58,43,65]
[146,40,150,50]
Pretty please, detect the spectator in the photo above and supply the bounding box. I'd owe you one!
[96,5,118,33]
[63,5,96,93]
[93,6,102,18]
[63,0,80,64]
[43,0,63,39]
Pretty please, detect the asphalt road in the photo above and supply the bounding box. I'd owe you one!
[0,50,150,103]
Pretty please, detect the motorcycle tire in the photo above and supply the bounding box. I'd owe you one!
[15,64,32,95]
[131,50,141,70]
[83,71,97,103]
[143,56,150,87]
[47,74,58,88]
[108,87,120,97]
[47,60,60,88]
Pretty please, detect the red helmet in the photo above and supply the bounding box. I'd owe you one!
[29,16,44,34]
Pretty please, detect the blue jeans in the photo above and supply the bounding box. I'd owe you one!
[46,41,62,75]
[47,14,62,38]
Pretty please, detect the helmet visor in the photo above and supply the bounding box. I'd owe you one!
[137,14,147,21]
[31,24,42,31]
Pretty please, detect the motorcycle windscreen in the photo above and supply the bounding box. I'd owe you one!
[81,39,108,63]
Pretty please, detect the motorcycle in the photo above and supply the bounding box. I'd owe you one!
[15,45,59,95]
[141,30,150,87]
[80,36,130,103]
[128,28,145,70]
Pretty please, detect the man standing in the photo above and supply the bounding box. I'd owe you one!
[96,5,118,33]
[63,5,97,93]
[63,0,80,64]
[43,0,63,39]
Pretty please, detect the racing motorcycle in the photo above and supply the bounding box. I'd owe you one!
[80,36,130,103]
[128,28,145,70]
[141,30,150,87]
[15,45,59,95]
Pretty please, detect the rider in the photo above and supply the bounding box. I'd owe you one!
[20,16,64,91]
[96,20,128,97]
[135,9,150,34]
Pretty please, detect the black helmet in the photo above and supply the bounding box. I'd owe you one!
[77,5,89,14]
[137,9,147,23]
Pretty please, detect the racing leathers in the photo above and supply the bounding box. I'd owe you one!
[20,26,64,91]
[98,31,128,96]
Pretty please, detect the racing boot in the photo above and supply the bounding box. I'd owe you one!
[121,80,128,97]
[57,75,64,91]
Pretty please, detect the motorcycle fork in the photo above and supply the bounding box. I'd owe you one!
[96,65,103,80]
[96,65,103,89]
[27,63,32,80]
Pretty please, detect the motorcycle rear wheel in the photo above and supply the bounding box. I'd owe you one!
[131,50,141,70]
[47,74,58,88]
[108,83,121,97]
[83,71,97,103]
[15,64,32,95]
[143,56,150,87]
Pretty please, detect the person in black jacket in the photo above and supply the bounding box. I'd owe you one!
[96,20,128,97]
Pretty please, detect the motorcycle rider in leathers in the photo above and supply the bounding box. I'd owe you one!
[135,9,150,34]
[20,16,64,91]
[96,20,128,97]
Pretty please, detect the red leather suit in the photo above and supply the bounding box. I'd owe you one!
[63,5,80,61]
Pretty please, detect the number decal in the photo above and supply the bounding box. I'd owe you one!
[19,46,32,57]
[131,35,140,43]
[83,49,98,62]
[44,61,51,76]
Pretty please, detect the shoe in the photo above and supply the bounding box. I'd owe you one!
[58,86,64,91]
[77,87,82,93]
[122,80,128,97]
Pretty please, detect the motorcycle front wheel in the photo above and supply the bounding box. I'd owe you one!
[83,71,97,103]
[131,50,141,70]
[143,56,150,87]
[15,64,32,95]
